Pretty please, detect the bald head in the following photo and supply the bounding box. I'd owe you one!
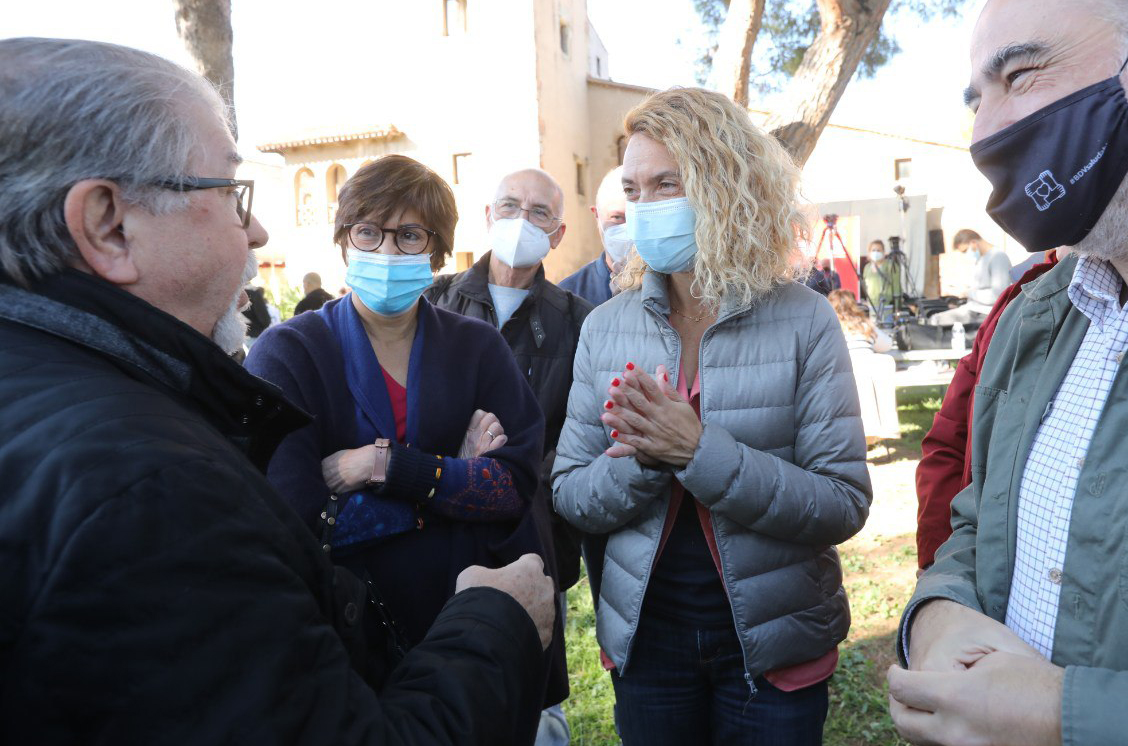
[594,166,625,215]
[591,166,626,239]
[486,168,567,253]
[967,0,1128,143]
[493,169,564,216]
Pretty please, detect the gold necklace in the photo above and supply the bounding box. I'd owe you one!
[670,305,710,322]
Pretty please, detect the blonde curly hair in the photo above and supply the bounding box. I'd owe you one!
[616,87,807,309]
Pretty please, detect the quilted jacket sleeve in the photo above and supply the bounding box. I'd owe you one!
[674,300,872,545]
[551,321,670,534]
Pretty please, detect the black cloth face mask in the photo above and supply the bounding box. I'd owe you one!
[970,55,1128,252]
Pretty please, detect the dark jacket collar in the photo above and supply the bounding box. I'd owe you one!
[0,269,309,469]
[446,251,581,347]
[453,251,571,315]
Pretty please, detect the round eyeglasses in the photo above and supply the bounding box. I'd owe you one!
[345,222,437,254]
[492,199,562,232]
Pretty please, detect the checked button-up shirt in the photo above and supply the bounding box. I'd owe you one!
[1006,256,1128,658]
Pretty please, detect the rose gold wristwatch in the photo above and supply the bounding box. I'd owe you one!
[365,438,391,487]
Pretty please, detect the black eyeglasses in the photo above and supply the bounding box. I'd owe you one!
[344,222,437,255]
[155,178,255,229]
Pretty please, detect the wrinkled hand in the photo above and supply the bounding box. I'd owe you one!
[907,599,1043,672]
[322,445,377,494]
[459,409,507,459]
[888,651,1064,746]
[602,363,702,468]
[456,553,555,650]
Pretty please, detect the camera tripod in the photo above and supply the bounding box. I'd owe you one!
[812,214,862,288]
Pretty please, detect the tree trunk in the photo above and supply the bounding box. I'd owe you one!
[173,0,237,140]
[709,0,766,107]
[763,0,892,166]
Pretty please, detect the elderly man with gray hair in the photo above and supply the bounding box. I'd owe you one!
[889,1,1128,744]
[0,37,554,745]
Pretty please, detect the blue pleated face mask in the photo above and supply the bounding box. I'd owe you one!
[625,197,698,273]
[346,250,433,316]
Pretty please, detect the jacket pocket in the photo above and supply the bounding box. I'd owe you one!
[970,385,1008,479]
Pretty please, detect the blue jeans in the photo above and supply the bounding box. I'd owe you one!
[611,615,828,746]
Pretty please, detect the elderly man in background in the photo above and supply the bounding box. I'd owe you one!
[0,37,553,745]
[559,166,631,306]
[889,1,1128,745]
[426,168,592,746]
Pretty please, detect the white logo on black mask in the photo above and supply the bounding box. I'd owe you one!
[1024,170,1067,212]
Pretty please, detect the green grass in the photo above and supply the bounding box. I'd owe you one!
[561,386,947,745]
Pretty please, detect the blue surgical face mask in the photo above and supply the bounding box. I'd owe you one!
[346,250,433,316]
[626,197,697,273]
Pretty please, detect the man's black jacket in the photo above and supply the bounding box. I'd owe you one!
[425,253,593,588]
[294,286,334,315]
[0,269,544,745]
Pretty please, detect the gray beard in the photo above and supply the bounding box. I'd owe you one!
[211,251,257,354]
[1072,175,1128,261]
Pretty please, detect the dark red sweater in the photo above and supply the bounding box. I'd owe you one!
[915,254,1059,569]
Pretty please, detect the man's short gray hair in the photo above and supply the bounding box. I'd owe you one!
[1098,0,1128,42]
[0,38,229,287]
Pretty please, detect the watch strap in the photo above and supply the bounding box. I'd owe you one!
[366,438,392,487]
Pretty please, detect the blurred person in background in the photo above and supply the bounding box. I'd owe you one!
[829,289,899,446]
[927,228,1012,326]
[560,165,632,305]
[294,270,333,314]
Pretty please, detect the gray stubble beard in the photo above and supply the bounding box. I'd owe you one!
[1073,174,1128,261]
[210,250,258,354]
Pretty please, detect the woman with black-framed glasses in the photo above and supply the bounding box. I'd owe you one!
[244,154,565,744]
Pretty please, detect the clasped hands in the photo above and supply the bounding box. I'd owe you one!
[321,409,506,494]
[601,362,702,468]
[887,599,1065,746]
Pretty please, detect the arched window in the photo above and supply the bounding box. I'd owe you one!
[616,135,627,165]
[294,168,315,226]
[326,164,347,222]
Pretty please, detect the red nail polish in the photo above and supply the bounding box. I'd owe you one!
[625,362,635,371]
[611,378,620,387]
[605,400,614,410]
[611,429,619,438]
[663,373,669,382]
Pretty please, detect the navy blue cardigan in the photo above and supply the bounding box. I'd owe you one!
[245,297,550,641]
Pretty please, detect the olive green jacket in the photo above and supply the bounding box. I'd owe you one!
[899,255,1128,746]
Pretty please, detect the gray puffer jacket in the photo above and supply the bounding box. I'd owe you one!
[552,272,872,680]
